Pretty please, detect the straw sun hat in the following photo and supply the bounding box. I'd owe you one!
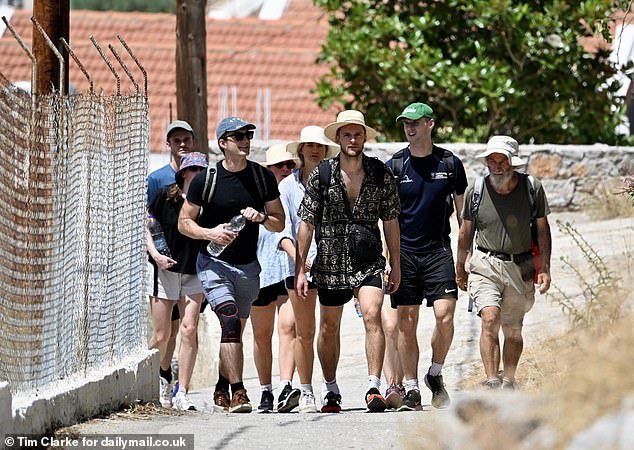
[286,125,339,159]
[323,110,378,141]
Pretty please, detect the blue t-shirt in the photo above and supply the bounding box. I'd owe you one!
[147,164,176,206]
[387,145,468,254]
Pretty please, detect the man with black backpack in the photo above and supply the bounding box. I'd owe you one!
[178,116,285,413]
[383,102,468,411]
[456,135,551,390]
[295,110,401,413]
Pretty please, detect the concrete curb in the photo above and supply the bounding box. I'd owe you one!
[2,349,158,437]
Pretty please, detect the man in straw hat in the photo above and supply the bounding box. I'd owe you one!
[456,135,552,390]
[383,102,468,411]
[295,110,401,413]
[179,116,285,413]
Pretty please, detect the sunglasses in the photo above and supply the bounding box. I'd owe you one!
[225,130,254,142]
[186,166,204,173]
[272,161,296,169]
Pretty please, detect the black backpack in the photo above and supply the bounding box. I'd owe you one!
[201,160,269,206]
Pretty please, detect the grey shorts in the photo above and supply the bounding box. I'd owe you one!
[196,253,261,319]
[156,269,203,301]
[468,248,535,328]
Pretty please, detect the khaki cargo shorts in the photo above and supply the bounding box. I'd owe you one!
[468,249,535,328]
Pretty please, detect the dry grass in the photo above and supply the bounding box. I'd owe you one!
[585,179,634,220]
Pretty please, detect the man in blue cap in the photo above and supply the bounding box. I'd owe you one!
[383,103,468,411]
[179,116,285,413]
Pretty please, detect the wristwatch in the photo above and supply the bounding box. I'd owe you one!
[258,211,268,224]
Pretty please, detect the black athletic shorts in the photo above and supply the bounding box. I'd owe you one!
[252,280,287,307]
[318,273,383,307]
[391,247,458,308]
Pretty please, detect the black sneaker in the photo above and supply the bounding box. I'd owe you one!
[258,390,274,412]
[424,373,450,409]
[365,388,387,412]
[277,385,300,413]
[321,391,342,413]
[398,388,422,412]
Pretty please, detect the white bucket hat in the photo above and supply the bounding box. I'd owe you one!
[264,143,299,166]
[476,135,526,167]
[286,125,339,158]
[323,110,378,141]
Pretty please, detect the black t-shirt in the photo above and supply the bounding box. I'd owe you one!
[149,185,203,274]
[187,160,279,265]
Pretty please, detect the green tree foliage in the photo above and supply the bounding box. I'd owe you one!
[71,0,175,13]
[313,0,629,144]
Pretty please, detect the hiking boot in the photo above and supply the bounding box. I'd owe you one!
[229,388,252,413]
[159,376,173,408]
[482,377,502,389]
[321,391,342,413]
[501,377,517,390]
[277,385,300,413]
[172,390,196,411]
[424,373,451,409]
[298,391,318,413]
[398,388,422,412]
[365,387,387,412]
[213,388,231,411]
[385,384,404,409]
[258,390,274,412]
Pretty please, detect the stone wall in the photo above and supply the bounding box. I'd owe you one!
[242,141,634,210]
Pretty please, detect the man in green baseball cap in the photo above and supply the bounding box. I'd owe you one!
[382,101,468,412]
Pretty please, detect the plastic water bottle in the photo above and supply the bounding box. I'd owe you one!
[207,214,247,256]
[148,214,172,258]
[354,301,362,318]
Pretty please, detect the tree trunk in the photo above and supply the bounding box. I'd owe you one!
[176,0,209,154]
[33,0,69,95]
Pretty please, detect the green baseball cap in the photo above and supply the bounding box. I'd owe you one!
[396,102,434,122]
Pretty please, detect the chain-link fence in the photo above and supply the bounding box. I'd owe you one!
[0,70,149,393]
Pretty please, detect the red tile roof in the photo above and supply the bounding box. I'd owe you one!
[0,0,337,152]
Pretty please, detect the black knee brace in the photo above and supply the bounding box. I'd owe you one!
[216,301,241,343]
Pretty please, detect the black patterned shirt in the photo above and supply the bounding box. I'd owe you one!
[298,154,400,289]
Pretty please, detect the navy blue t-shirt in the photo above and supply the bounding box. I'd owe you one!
[387,145,468,254]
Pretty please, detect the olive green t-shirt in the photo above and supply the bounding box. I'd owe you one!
[462,174,550,254]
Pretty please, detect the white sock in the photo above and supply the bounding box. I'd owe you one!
[261,384,272,393]
[279,379,291,389]
[368,375,381,390]
[323,378,340,395]
[428,362,443,377]
[404,378,419,393]
[300,384,313,395]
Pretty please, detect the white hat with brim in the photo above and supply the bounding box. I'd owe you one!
[286,125,339,159]
[476,135,526,167]
[323,110,378,142]
[264,143,300,167]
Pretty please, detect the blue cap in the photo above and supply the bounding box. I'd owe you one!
[215,116,256,140]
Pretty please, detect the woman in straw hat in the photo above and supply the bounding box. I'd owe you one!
[277,125,339,413]
[252,144,301,413]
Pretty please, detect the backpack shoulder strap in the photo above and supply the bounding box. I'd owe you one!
[524,173,537,221]
[471,175,485,219]
[390,149,405,181]
[250,160,269,202]
[202,161,219,204]
[318,159,331,201]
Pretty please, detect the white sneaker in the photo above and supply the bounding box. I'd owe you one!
[172,390,197,411]
[298,391,318,413]
[159,376,173,408]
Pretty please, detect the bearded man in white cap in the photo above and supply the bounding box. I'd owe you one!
[456,135,552,390]
[295,110,401,413]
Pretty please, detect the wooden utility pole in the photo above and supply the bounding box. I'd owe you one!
[33,0,70,95]
[176,0,209,154]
